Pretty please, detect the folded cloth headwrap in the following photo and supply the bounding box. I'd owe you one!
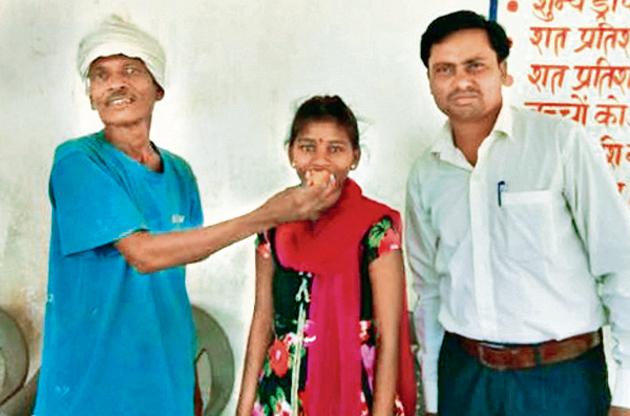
[77,15,166,91]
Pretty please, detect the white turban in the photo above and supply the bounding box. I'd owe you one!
[77,15,166,91]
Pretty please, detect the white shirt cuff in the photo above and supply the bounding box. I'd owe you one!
[423,379,438,413]
[612,367,630,409]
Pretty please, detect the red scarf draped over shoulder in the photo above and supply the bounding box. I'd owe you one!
[274,179,416,415]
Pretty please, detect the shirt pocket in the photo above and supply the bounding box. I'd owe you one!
[497,190,559,262]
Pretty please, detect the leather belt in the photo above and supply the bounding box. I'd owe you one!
[455,330,601,371]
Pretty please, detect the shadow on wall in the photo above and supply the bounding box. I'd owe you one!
[0,306,234,416]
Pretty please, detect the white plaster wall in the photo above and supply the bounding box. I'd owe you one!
[0,1,485,413]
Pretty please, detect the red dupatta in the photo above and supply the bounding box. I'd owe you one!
[274,179,416,415]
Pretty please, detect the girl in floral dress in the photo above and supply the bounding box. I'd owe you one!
[237,96,416,416]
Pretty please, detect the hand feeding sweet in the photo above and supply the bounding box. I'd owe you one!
[304,169,336,188]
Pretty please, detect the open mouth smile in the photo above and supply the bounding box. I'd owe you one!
[106,95,135,107]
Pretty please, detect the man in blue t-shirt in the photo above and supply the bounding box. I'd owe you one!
[34,15,339,416]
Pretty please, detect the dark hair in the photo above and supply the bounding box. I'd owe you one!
[287,95,359,150]
[420,10,510,68]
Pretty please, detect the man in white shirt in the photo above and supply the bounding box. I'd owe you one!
[405,10,630,416]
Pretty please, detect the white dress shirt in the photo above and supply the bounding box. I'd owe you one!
[405,104,630,413]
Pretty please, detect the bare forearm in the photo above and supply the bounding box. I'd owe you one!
[236,314,273,416]
[372,337,399,416]
[116,207,275,273]
[369,251,405,416]
[116,182,345,273]
[237,253,275,415]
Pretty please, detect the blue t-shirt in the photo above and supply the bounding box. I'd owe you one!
[35,131,203,416]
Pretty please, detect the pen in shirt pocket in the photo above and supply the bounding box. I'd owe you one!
[497,180,507,207]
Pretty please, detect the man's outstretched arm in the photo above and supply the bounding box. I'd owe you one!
[115,183,341,273]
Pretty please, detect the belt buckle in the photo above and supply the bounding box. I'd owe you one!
[477,343,509,371]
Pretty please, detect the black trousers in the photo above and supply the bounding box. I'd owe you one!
[437,332,611,416]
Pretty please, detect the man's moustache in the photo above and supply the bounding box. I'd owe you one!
[106,91,133,104]
[448,90,480,100]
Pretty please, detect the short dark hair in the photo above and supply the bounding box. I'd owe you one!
[420,10,510,68]
[288,95,359,150]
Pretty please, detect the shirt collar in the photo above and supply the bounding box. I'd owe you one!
[492,101,514,139]
[429,122,455,156]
